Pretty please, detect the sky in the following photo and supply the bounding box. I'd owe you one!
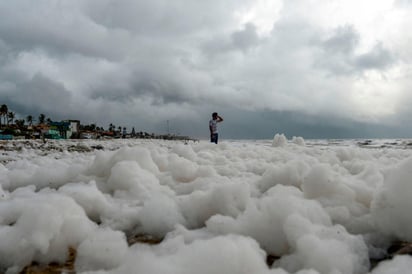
[0,0,412,139]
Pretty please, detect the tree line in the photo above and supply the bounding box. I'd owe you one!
[0,103,124,133]
[0,104,42,129]
[0,104,196,141]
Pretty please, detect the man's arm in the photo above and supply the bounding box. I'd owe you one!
[217,115,224,122]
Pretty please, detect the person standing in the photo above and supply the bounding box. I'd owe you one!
[209,112,223,144]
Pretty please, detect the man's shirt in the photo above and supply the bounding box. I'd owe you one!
[209,119,218,134]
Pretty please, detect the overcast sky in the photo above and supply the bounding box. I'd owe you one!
[1,0,412,139]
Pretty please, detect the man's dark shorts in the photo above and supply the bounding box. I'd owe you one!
[211,133,218,144]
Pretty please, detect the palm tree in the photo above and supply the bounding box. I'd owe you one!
[38,113,45,125]
[26,115,33,126]
[15,119,25,129]
[0,104,8,128]
[7,112,15,126]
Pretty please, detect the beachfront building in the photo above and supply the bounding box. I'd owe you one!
[47,120,80,139]
[47,122,70,139]
[66,120,80,138]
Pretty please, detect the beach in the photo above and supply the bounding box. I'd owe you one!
[1,137,412,273]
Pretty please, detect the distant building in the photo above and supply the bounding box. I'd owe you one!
[36,124,50,138]
[41,120,80,139]
[48,121,71,139]
[64,120,80,138]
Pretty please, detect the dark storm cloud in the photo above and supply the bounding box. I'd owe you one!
[322,25,359,54]
[231,23,260,51]
[355,43,395,70]
[315,25,396,75]
[201,22,260,57]
[83,0,244,36]
[0,0,410,139]
[0,2,114,59]
[2,73,74,120]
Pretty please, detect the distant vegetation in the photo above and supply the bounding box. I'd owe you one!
[0,104,195,141]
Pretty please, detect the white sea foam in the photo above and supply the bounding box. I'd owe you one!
[1,137,412,273]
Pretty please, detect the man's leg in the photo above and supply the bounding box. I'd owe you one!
[211,133,218,144]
